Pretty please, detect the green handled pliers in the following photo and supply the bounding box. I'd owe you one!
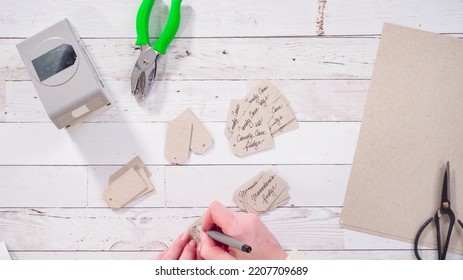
[131,0,182,99]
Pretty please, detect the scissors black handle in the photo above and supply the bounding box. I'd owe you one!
[414,210,456,260]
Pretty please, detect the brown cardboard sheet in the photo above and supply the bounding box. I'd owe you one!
[340,23,463,254]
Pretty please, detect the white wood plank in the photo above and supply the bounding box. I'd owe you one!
[0,0,461,37]
[14,250,459,260]
[165,165,350,207]
[0,122,360,165]
[4,80,368,123]
[87,165,166,207]
[1,37,380,81]
[0,207,343,251]
[325,0,463,35]
[0,166,86,207]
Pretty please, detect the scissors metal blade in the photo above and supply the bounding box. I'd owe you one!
[441,161,450,210]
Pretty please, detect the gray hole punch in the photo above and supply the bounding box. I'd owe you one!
[17,19,112,129]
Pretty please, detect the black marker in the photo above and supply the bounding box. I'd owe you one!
[195,226,252,253]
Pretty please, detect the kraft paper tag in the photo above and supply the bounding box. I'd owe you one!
[233,170,290,214]
[225,100,249,139]
[109,156,151,184]
[175,109,213,154]
[244,170,288,212]
[272,119,299,137]
[165,121,192,164]
[244,80,282,108]
[267,99,296,134]
[233,171,266,211]
[130,168,155,201]
[103,168,148,209]
[230,109,273,157]
[225,81,298,156]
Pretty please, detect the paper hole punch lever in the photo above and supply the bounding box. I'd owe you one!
[16,19,112,129]
[414,162,463,260]
[131,0,182,100]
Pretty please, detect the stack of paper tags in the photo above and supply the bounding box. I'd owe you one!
[225,81,298,157]
[165,109,213,164]
[103,156,154,209]
[233,170,290,214]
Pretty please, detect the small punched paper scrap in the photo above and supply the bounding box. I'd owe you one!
[225,81,298,157]
[103,156,154,209]
[165,109,213,164]
[233,170,290,214]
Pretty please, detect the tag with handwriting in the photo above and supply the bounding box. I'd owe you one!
[244,170,288,212]
[230,108,273,157]
[225,100,249,139]
[233,170,290,214]
[233,171,265,211]
[267,98,296,134]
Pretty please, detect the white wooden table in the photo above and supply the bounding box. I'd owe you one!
[0,0,462,260]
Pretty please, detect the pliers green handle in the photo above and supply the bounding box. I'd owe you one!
[131,0,182,99]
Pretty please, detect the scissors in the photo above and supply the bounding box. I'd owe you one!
[131,0,182,100]
[414,162,463,260]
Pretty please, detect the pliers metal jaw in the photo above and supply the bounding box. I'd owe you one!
[131,45,159,100]
[130,0,182,100]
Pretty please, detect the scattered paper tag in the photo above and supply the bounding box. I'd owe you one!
[271,118,299,137]
[165,121,192,164]
[233,170,290,214]
[109,156,151,184]
[267,99,296,134]
[103,156,154,209]
[103,168,148,209]
[0,241,11,260]
[225,100,249,139]
[225,81,298,156]
[230,108,274,157]
[233,171,265,210]
[165,109,214,164]
[175,109,213,154]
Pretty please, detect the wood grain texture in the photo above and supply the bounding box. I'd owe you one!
[2,37,379,81]
[0,122,360,165]
[0,207,343,251]
[1,0,462,260]
[0,0,461,38]
[4,80,368,123]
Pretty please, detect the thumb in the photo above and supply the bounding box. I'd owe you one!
[199,231,236,260]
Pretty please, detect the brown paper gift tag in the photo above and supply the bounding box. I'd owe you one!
[225,100,249,139]
[230,109,273,157]
[165,121,192,164]
[244,80,282,108]
[267,99,296,134]
[272,119,299,137]
[103,168,148,209]
[175,109,213,154]
[129,168,155,201]
[244,170,288,212]
[233,171,265,211]
[109,156,151,184]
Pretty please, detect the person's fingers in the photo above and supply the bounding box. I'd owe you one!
[202,201,237,232]
[161,232,190,260]
[155,250,166,260]
[179,239,197,260]
[199,231,235,260]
